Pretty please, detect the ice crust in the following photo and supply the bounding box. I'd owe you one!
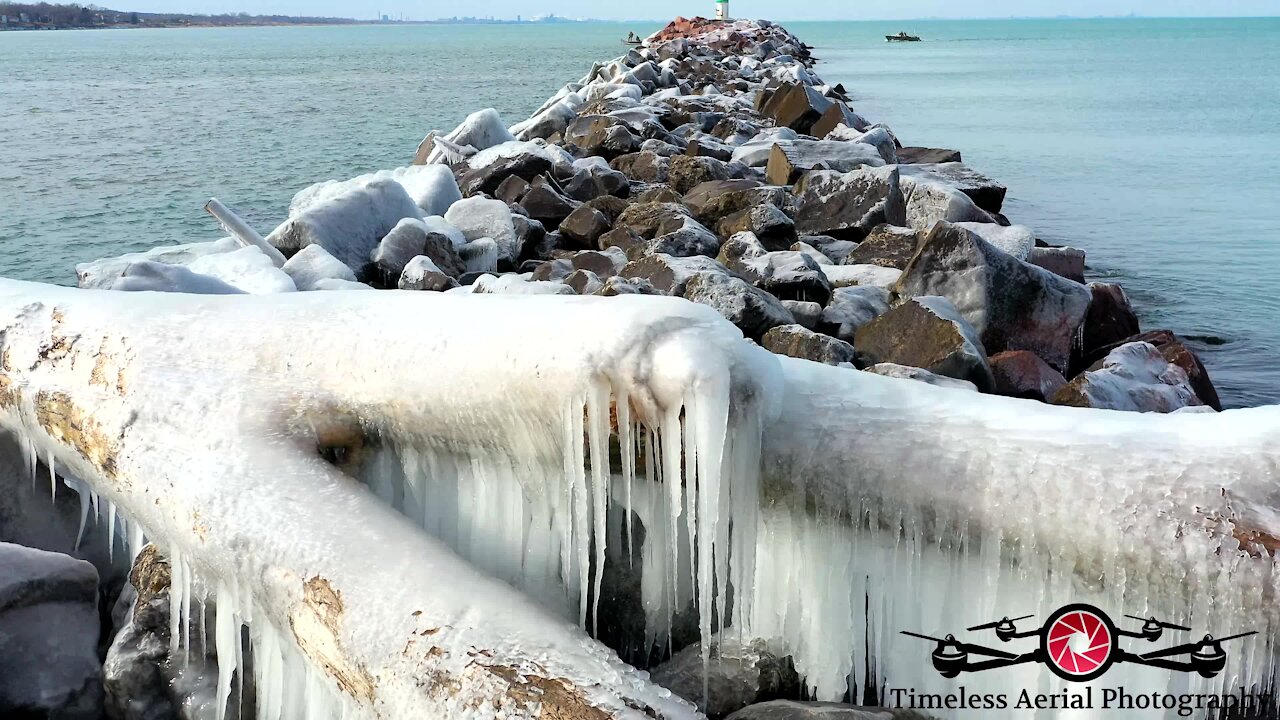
[2,282,1278,719]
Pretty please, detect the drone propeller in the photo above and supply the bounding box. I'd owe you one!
[899,631,1020,660]
[1140,631,1257,661]
[968,615,1033,632]
[1125,614,1191,631]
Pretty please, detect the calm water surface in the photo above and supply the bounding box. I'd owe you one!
[1,19,1276,406]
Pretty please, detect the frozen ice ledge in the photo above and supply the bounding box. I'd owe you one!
[3,17,1277,720]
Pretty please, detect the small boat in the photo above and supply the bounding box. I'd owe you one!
[623,31,642,45]
[886,32,921,42]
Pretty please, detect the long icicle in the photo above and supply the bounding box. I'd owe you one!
[586,381,612,638]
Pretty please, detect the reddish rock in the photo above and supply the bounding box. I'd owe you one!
[1072,282,1140,374]
[989,351,1067,402]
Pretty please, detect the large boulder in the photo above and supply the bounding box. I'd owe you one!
[764,141,884,186]
[683,180,792,227]
[718,232,832,304]
[458,151,555,198]
[108,261,247,295]
[855,295,996,391]
[793,167,905,240]
[1028,246,1086,283]
[989,350,1068,402]
[841,225,920,269]
[757,83,832,134]
[559,205,613,248]
[611,151,671,184]
[819,286,890,343]
[763,325,856,366]
[898,174,999,231]
[185,246,297,294]
[564,115,640,159]
[0,543,102,720]
[1051,342,1204,413]
[683,272,796,341]
[267,178,421,272]
[517,182,580,228]
[895,222,1092,372]
[897,147,962,164]
[650,637,802,720]
[614,203,722,258]
[954,222,1036,261]
[76,238,240,289]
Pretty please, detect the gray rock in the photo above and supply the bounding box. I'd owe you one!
[895,222,1091,372]
[595,276,659,296]
[650,637,802,719]
[668,155,732,194]
[781,300,823,330]
[764,140,884,186]
[715,203,796,251]
[797,236,857,265]
[611,151,671,184]
[855,296,996,391]
[559,205,613,248]
[819,286,891,343]
[718,232,832,304]
[897,162,1007,214]
[683,272,796,341]
[458,152,556,198]
[896,147,962,164]
[793,167,906,240]
[763,325,857,366]
[898,174,1000,231]
[0,542,102,720]
[518,184,580,228]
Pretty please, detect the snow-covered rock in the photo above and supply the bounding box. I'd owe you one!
[1052,341,1203,412]
[422,108,515,165]
[792,166,905,240]
[467,273,576,295]
[955,222,1036,261]
[683,271,795,340]
[289,165,461,218]
[281,244,357,291]
[855,295,995,391]
[864,363,980,393]
[398,256,460,292]
[76,237,240,290]
[458,238,500,274]
[819,264,902,289]
[187,246,297,294]
[444,197,521,263]
[899,173,999,230]
[109,261,246,295]
[818,286,890,342]
[268,178,422,272]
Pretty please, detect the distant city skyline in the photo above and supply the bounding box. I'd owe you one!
[80,0,1280,22]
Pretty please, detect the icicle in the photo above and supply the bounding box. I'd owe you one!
[169,545,184,660]
[73,479,90,551]
[23,436,36,489]
[128,519,145,564]
[214,580,239,720]
[106,500,117,561]
[47,451,56,501]
[586,382,611,637]
[182,558,193,665]
[617,393,635,564]
[569,397,590,627]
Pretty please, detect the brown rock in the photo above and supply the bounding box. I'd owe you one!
[1073,282,1141,374]
[559,206,612,248]
[897,147,963,164]
[762,325,856,366]
[989,350,1067,402]
[854,295,995,391]
[668,155,731,195]
[809,101,868,139]
[841,225,920,269]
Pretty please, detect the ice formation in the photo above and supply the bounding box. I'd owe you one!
[2,281,1278,719]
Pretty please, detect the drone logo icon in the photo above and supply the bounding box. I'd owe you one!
[903,603,1256,682]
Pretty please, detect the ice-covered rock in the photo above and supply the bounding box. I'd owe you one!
[1052,342,1203,413]
[619,253,732,296]
[268,178,422,272]
[715,203,796,251]
[818,286,890,343]
[468,273,576,295]
[650,636,801,719]
[895,222,1091,371]
[281,244,358,291]
[458,150,555,198]
[444,197,521,263]
[764,141,885,186]
[1087,330,1223,411]
[398,256,460,292]
[0,542,102,720]
[792,167,905,240]
[287,165,459,218]
[899,173,999,230]
[109,261,247,295]
[1028,245,1086,283]
[954,222,1036,261]
[718,232,832,304]
[897,162,1007,215]
[855,295,995,391]
[826,125,898,164]
[76,237,240,290]
[864,363,980,392]
[419,108,515,165]
[457,238,501,274]
[819,264,902,289]
[367,217,465,286]
[186,246,297,294]
[468,139,576,178]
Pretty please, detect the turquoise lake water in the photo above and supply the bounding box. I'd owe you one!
[1,18,1276,406]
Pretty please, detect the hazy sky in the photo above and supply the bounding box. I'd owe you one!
[115,0,1280,21]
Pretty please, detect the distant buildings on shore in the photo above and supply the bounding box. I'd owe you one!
[384,14,599,25]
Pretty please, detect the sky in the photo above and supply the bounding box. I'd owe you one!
[117,0,1280,21]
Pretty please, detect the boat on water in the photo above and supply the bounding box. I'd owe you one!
[886,32,921,42]
[624,31,643,45]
